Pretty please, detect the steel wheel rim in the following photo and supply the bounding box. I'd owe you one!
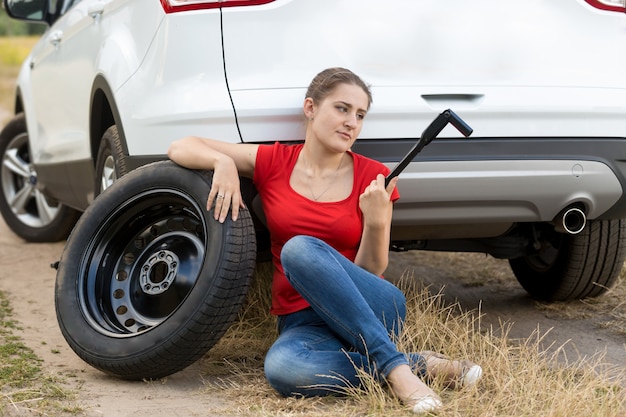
[78,188,208,337]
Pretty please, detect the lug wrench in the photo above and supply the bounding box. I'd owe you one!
[385,109,473,186]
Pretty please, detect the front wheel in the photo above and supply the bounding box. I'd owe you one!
[0,113,80,242]
[55,161,257,380]
[509,219,626,301]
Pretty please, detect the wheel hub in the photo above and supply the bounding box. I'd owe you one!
[139,250,179,295]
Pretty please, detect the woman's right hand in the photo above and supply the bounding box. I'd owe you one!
[168,136,258,223]
[208,156,245,223]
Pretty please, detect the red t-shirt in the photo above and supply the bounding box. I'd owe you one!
[253,142,400,315]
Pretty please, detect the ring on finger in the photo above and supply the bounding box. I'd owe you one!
[217,194,224,199]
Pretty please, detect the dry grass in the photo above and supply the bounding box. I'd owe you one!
[408,251,626,337]
[0,291,79,416]
[536,271,626,336]
[197,262,626,416]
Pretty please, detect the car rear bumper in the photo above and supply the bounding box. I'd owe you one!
[352,137,626,226]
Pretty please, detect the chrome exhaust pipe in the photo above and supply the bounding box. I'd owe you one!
[553,207,586,235]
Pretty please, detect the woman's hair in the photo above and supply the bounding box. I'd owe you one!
[306,67,372,110]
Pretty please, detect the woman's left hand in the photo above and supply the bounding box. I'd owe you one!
[359,174,398,228]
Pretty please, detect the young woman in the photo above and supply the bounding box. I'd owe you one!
[168,67,482,414]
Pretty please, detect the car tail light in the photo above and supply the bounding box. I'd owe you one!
[584,0,626,12]
[161,0,275,13]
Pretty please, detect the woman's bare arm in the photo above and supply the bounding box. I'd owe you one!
[168,136,259,222]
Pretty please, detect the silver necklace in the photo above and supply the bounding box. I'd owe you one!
[307,154,345,201]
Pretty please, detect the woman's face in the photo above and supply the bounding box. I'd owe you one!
[306,83,369,153]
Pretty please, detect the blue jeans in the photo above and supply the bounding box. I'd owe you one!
[264,235,426,397]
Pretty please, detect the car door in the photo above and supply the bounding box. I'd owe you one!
[28,0,110,168]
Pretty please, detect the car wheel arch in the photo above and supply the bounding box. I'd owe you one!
[13,86,24,115]
[90,75,130,167]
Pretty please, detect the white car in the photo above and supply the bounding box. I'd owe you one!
[2,0,626,379]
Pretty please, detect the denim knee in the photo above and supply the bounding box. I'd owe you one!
[264,336,325,398]
[264,342,295,397]
[281,235,315,269]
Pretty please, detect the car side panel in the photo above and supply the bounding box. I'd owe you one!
[116,10,239,156]
[20,0,164,209]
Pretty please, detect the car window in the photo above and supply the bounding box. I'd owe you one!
[60,0,82,14]
[6,0,47,19]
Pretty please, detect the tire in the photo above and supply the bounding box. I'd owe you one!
[94,125,127,196]
[55,161,256,380]
[0,113,81,242]
[509,219,626,301]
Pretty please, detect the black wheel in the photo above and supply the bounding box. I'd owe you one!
[0,113,81,242]
[509,219,626,301]
[55,161,256,380]
[94,125,127,196]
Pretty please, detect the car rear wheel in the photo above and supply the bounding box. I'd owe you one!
[94,125,127,196]
[0,113,80,242]
[55,161,256,380]
[509,219,626,301]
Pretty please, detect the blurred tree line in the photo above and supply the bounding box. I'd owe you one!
[0,7,45,36]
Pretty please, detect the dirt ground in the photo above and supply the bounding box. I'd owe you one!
[1,213,625,415]
[0,218,233,416]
